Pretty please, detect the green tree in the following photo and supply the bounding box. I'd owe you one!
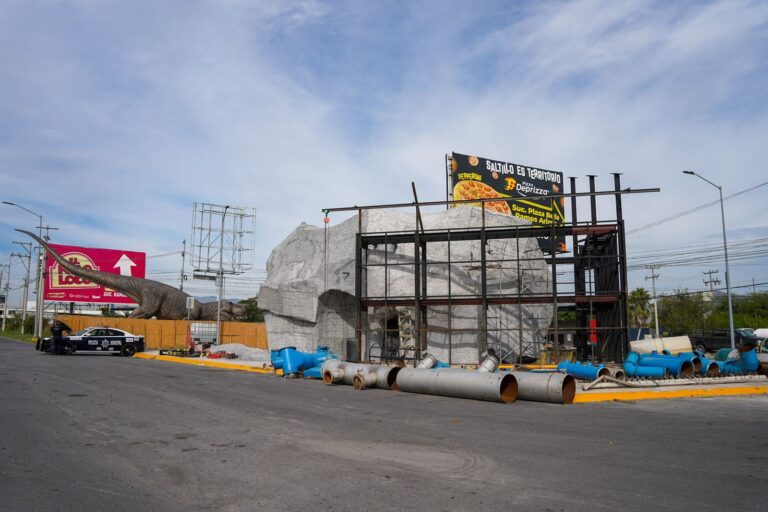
[710,291,768,329]
[239,296,264,322]
[628,288,652,332]
[657,290,710,335]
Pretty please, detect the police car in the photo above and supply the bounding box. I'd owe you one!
[36,327,145,356]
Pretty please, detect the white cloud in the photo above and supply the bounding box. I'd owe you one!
[1,0,767,305]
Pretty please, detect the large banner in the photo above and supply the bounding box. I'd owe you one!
[450,152,566,252]
[44,244,146,304]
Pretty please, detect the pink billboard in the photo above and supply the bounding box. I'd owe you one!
[44,243,146,304]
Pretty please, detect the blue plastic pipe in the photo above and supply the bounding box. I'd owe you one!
[270,346,337,376]
[624,352,668,378]
[668,352,703,373]
[716,344,759,375]
[556,361,609,381]
[638,354,694,377]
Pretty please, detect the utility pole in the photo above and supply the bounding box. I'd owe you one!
[703,269,721,292]
[645,265,660,339]
[36,224,59,335]
[216,206,230,346]
[0,261,7,331]
[12,242,32,334]
[180,240,186,291]
[1,256,11,331]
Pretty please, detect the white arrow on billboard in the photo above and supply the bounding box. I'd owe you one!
[114,254,137,276]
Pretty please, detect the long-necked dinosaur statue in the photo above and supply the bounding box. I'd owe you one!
[17,229,246,321]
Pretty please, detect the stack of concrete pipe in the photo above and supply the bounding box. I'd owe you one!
[322,354,575,405]
[321,359,401,390]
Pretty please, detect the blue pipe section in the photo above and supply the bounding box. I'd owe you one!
[623,352,668,378]
[638,354,694,377]
[665,352,703,373]
[716,345,759,375]
[270,346,338,376]
[556,361,609,381]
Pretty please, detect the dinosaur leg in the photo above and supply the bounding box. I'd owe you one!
[129,306,152,319]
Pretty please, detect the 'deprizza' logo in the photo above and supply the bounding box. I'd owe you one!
[49,252,100,289]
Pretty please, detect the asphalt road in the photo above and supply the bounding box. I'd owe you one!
[1,338,767,512]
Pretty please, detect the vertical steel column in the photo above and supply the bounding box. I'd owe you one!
[570,177,586,359]
[355,211,363,362]
[383,232,389,359]
[550,224,559,364]
[569,177,579,256]
[420,238,427,356]
[613,173,630,362]
[413,226,421,363]
[516,229,523,364]
[447,229,452,365]
[588,175,597,225]
[480,204,488,361]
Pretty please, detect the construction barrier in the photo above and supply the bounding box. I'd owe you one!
[53,314,268,350]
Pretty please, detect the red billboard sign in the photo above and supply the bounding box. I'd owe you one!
[44,243,146,304]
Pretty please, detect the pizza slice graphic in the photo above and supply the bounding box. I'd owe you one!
[453,181,511,215]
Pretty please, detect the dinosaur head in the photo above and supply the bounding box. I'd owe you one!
[219,301,247,321]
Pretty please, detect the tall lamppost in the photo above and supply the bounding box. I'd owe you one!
[2,201,44,338]
[682,171,735,350]
[216,205,230,346]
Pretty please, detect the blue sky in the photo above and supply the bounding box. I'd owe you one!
[1,0,767,305]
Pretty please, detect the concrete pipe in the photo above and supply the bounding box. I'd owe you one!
[353,371,378,390]
[509,371,575,404]
[415,353,438,369]
[321,359,401,389]
[394,368,518,403]
[609,368,626,380]
[476,354,500,373]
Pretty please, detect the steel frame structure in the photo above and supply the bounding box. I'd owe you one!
[325,175,657,364]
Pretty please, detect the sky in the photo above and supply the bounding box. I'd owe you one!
[1,0,767,307]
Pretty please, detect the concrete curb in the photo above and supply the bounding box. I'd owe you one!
[574,384,768,403]
[133,352,768,403]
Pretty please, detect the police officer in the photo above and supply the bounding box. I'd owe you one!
[49,319,72,355]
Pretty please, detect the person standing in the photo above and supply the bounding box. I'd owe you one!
[49,319,72,355]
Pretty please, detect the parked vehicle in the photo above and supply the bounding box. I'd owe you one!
[689,328,761,354]
[36,326,145,356]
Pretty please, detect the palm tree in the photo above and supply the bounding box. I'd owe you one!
[628,288,652,340]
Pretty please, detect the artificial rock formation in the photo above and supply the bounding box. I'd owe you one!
[259,208,552,364]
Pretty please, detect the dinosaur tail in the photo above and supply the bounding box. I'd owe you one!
[16,229,142,303]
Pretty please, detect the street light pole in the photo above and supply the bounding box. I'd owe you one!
[2,201,45,338]
[682,171,736,350]
[216,205,230,346]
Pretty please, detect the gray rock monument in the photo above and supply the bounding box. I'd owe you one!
[259,207,552,364]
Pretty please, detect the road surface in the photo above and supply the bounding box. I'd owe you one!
[1,338,766,511]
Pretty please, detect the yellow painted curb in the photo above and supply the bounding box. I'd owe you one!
[574,385,768,403]
[134,352,276,375]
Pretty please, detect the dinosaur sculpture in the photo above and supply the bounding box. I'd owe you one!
[17,229,246,321]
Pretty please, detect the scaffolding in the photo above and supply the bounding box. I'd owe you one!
[324,174,658,365]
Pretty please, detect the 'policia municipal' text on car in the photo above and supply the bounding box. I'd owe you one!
[36,327,145,356]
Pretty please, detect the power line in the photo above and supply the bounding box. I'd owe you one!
[626,181,768,235]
